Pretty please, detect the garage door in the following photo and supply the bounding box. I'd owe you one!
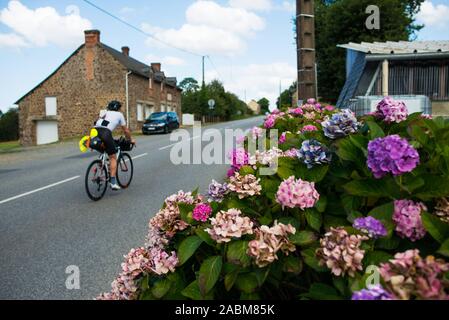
[36,121,59,145]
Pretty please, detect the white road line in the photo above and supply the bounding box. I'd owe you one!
[159,135,201,151]
[132,153,148,160]
[0,175,80,205]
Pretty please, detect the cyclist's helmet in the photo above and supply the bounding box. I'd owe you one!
[107,100,122,111]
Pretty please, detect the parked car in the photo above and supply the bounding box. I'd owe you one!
[142,112,180,135]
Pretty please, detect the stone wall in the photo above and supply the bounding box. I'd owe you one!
[432,101,449,117]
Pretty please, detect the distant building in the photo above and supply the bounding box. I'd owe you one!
[337,40,449,116]
[247,100,261,114]
[16,30,182,146]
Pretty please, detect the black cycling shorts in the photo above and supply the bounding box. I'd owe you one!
[96,127,116,155]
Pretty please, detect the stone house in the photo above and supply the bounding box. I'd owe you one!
[247,100,261,114]
[15,30,182,146]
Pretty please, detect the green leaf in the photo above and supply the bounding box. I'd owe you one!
[195,228,215,246]
[181,280,202,300]
[301,247,327,272]
[422,212,449,243]
[235,273,259,293]
[277,166,295,180]
[178,203,195,224]
[437,238,449,258]
[366,121,385,139]
[240,165,255,175]
[343,178,399,198]
[296,163,329,182]
[198,256,222,296]
[227,240,251,267]
[151,278,172,299]
[323,215,351,229]
[302,283,343,300]
[409,124,429,147]
[224,269,240,291]
[240,292,261,300]
[305,209,322,231]
[178,235,203,266]
[363,251,393,266]
[282,256,303,274]
[368,202,394,220]
[254,267,270,287]
[289,230,317,246]
[375,236,400,250]
[315,195,327,213]
[415,175,449,200]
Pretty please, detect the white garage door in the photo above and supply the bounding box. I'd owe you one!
[36,121,59,145]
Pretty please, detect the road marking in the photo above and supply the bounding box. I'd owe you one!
[0,175,80,205]
[158,135,201,151]
[132,153,148,160]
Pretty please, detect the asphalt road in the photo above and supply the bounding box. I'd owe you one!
[0,116,264,300]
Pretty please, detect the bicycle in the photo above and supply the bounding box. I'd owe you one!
[85,137,135,201]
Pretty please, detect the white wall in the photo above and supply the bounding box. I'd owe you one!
[182,114,194,126]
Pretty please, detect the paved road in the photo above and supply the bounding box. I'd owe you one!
[0,116,264,299]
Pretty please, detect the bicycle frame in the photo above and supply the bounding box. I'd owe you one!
[97,147,122,180]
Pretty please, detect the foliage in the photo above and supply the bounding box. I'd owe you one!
[257,98,270,114]
[180,78,250,120]
[313,0,425,103]
[0,107,19,142]
[99,97,449,300]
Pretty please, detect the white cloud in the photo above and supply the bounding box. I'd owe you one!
[281,1,295,13]
[120,7,135,14]
[142,1,266,56]
[187,1,265,36]
[0,0,92,48]
[145,54,186,66]
[229,0,272,11]
[206,62,296,107]
[0,32,28,48]
[417,0,449,28]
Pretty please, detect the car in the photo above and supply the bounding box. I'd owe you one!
[142,112,180,135]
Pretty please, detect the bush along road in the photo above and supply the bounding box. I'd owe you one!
[98,98,449,300]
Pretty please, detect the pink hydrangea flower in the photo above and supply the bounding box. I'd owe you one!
[205,208,254,243]
[228,172,262,199]
[279,132,287,144]
[375,96,408,123]
[193,203,213,222]
[264,115,276,128]
[283,148,299,158]
[393,200,427,241]
[275,176,320,210]
[325,105,335,111]
[250,126,264,140]
[301,125,318,132]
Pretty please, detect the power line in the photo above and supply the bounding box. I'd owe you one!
[80,0,203,57]
[206,55,223,81]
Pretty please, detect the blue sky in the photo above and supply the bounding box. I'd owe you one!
[1,0,448,113]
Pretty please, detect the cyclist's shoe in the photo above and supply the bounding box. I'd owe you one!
[110,182,121,191]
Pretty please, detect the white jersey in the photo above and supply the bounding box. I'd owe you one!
[95,111,126,132]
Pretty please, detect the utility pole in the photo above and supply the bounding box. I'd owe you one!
[202,56,205,87]
[296,0,317,101]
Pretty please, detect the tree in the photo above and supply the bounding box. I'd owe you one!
[257,98,270,114]
[276,82,297,110]
[179,77,200,93]
[311,0,424,103]
[0,107,19,142]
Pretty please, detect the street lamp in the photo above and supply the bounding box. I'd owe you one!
[125,70,132,128]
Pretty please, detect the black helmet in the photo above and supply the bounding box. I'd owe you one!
[107,100,122,111]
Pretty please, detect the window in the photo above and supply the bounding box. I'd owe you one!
[145,105,154,119]
[137,103,144,121]
[149,77,153,89]
[167,93,172,101]
[45,97,57,116]
[160,104,166,112]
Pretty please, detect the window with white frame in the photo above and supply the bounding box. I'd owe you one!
[160,104,165,112]
[137,103,144,121]
[45,97,57,116]
[167,93,172,101]
[149,77,153,89]
[145,105,154,119]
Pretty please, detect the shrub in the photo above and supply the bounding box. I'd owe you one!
[0,108,19,142]
[98,97,449,300]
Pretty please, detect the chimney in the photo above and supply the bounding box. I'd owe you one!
[121,46,130,56]
[151,63,161,72]
[84,29,100,47]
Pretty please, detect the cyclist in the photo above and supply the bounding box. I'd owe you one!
[94,100,136,190]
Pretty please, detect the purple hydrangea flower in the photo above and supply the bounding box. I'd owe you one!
[322,109,360,139]
[353,216,387,239]
[375,97,408,123]
[298,139,332,168]
[352,285,394,300]
[208,179,228,202]
[193,203,213,222]
[367,135,419,179]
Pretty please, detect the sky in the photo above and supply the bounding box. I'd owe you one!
[0,0,449,113]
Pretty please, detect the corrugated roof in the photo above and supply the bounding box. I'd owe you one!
[338,40,449,54]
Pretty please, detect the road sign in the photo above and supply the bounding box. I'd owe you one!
[208,99,215,109]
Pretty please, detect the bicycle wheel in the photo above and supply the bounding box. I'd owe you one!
[116,153,133,188]
[85,160,108,201]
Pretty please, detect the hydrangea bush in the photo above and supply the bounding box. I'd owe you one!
[99,97,449,300]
